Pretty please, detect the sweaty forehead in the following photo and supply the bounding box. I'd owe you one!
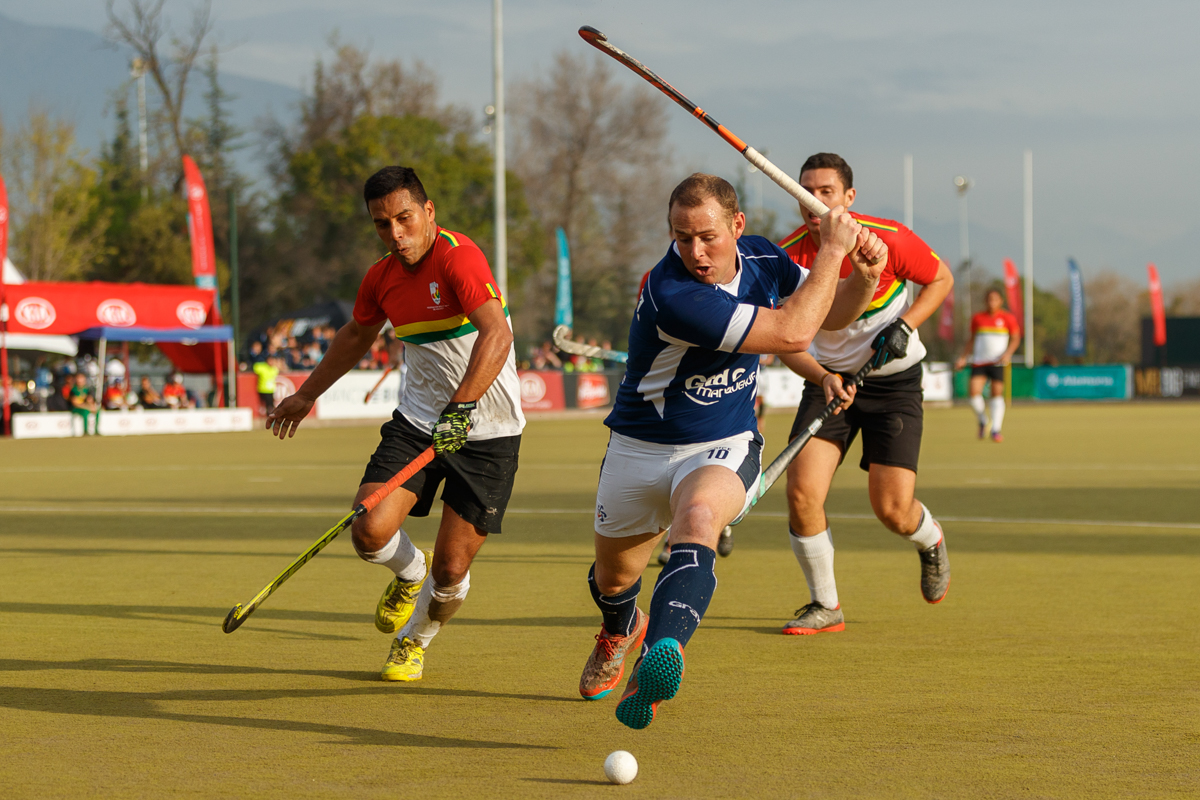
[370,190,421,218]
[800,168,845,192]
[669,199,731,232]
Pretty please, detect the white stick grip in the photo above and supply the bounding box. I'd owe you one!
[742,146,829,218]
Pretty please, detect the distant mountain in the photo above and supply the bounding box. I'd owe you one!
[0,12,299,177]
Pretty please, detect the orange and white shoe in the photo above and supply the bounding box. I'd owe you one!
[579,608,648,700]
[614,638,685,730]
[782,602,845,635]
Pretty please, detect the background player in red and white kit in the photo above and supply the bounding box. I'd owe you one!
[955,289,1021,442]
[268,166,524,681]
[776,153,954,636]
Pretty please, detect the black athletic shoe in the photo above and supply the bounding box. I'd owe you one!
[717,526,734,557]
[919,532,950,604]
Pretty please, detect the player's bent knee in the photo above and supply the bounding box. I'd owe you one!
[431,554,472,587]
[350,516,394,555]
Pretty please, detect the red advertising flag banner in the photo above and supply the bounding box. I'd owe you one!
[576,372,611,409]
[1147,263,1167,347]
[0,172,9,268]
[3,281,214,335]
[1003,258,1023,324]
[937,283,955,342]
[182,156,218,302]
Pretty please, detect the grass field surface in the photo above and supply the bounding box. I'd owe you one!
[1,403,1197,798]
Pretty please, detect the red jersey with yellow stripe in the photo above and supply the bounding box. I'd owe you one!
[778,214,942,376]
[969,310,1021,365]
[353,227,524,440]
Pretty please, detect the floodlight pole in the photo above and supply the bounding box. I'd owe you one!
[955,176,973,319]
[1023,149,1035,366]
[492,0,508,297]
[904,154,914,303]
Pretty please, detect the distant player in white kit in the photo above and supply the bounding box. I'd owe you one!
[956,289,1021,442]
[577,173,887,729]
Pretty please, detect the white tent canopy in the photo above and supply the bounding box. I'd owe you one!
[2,258,79,356]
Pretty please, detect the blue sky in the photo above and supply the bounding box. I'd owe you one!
[2,0,1198,286]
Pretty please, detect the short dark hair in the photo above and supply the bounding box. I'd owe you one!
[985,288,1004,302]
[668,173,740,224]
[799,153,853,191]
[363,166,428,208]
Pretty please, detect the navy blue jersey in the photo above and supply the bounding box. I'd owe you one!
[605,235,809,444]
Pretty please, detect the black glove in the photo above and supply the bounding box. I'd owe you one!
[868,319,913,370]
[432,401,476,456]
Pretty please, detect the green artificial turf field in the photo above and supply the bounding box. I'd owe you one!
[1,403,1197,798]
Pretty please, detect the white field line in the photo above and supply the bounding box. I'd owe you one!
[0,503,1196,531]
[0,463,362,474]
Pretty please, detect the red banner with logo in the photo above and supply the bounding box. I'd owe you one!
[182,156,218,307]
[937,284,955,342]
[1003,258,1023,324]
[0,172,9,269]
[1147,263,1167,347]
[517,370,565,411]
[576,372,611,409]
[3,281,215,334]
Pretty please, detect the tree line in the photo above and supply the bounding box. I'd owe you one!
[2,0,1194,365]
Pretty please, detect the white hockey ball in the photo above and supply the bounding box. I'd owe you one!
[604,750,638,785]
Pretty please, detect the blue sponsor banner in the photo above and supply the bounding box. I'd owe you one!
[1066,258,1086,357]
[1035,365,1131,400]
[554,227,573,329]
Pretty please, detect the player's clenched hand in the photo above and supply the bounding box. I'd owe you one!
[267,393,314,440]
[820,205,862,256]
[821,372,857,415]
[849,229,888,283]
[432,401,476,456]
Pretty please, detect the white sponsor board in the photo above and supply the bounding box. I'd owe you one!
[12,408,253,439]
[315,369,403,420]
[921,362,954,402]
[758,362,954,409]
[759,367,806,408]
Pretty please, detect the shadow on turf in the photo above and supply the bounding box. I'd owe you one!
[0,658,577,704]
[524,778,610,787]
[0,683,559,749]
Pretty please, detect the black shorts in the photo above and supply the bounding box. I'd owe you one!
[361,412,521,534]
[970,364,1005,382]
[788,363,924,473]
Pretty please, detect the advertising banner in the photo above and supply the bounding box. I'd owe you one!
[0,172,8,267]
[518,370,566,412]
[937,284,955,342]
[1003,258,1023,323]
[2,281,215,335]
[182,155,218,295]
[315,369,403,420]
[1147,263,1167,347]
[576,372,610,409]
[1035,365,1131,400]
[555,227,573,329]
[11,408,252,439]
[1066,258,1087,357]
[921,362,954,401]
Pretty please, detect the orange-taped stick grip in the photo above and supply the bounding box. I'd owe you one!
[360,446,435,513]
[715,124,747,152]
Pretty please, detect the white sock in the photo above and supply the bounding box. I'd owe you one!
[969,395,988,425]
[356,530,426,582]
[989,396,1006,433]
[789,528,838,609]
[398,573,470,648]
[904,503,943,551]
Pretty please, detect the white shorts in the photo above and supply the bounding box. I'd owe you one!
[594,431,763,538]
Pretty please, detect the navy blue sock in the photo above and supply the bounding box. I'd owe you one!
[588,563,641,636]
[644,544,717,652]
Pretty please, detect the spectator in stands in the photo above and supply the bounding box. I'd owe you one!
[68,373,100,435]
[162,374,195,409]
[103,379,129,410]
[248,341,266,364]
[138,377,166,409]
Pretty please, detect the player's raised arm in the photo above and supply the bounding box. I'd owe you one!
[268,317,384,439]
[739,206,861,354]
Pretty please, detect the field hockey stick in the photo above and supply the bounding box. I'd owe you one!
[552,325,629,364]
[222,446,435,633]
[579,26,830,217]
[363,365,395,404]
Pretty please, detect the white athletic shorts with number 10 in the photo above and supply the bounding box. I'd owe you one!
[594,431,762,538]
